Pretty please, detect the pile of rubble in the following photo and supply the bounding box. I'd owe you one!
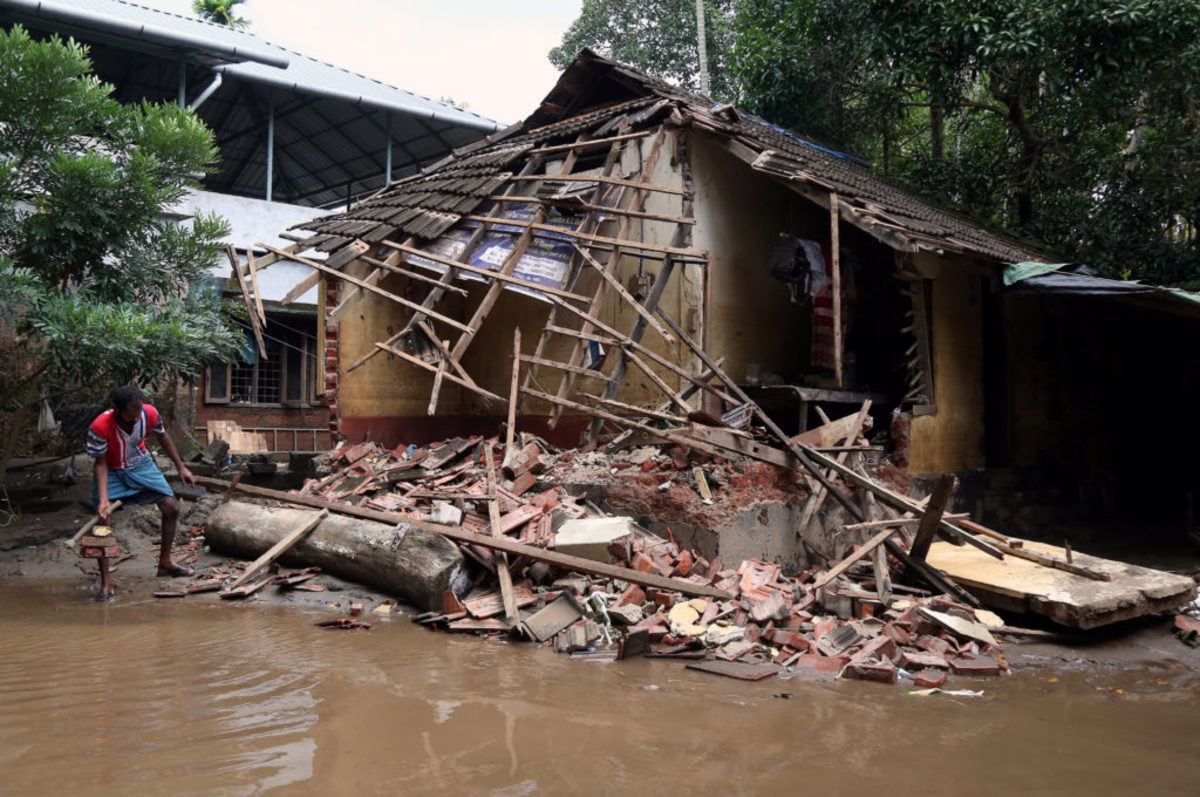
[289,433,1006,687]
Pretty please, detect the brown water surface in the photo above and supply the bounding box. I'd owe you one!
[1,581,1198,796]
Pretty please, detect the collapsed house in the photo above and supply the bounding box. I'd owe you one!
[227,51,1198,634]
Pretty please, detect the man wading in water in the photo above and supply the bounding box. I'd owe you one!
[87,385,196,599]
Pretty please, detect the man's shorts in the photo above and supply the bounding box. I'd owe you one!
[91,456,174,508]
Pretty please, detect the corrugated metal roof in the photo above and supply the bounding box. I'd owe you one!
[0,0,499,132]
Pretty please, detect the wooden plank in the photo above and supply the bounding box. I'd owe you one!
[812,526,899,591]
[484,443,519,626]
[245,249,266,325]
[621,348,690,412]
[543,325,620,346]
[528,130,654,154]
[794,401,872,535]
[361,253,469,296]
[280,268,322,305]
[843,514,968,531]
[582,393,684,424]
[227,509,329,589]
[192,475,734,599]
[259,240,472,333]
[793,411,862,448]
[464,215,708,259]
[572,243,674,343]
[503,327,520,463]
[517,123,635,415]
[522,387,727,461]
[509,173,688,195]
[487,195,695,225]
[376,342,504,404]
[926,539,1196,629]
[830,191,843,386]
[520,354,613,383]
[427,360,446,415]
[258,244,474,334]
[416,320,477,390]
[909,474,956,563]
[227,245,268,360]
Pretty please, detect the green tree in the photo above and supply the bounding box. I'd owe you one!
[554,1,1200,284]
[0,26,241,477]
[549,0,739,99]
[731,0,1200,284]
[192,0,249,29]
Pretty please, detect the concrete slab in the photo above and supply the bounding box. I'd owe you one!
[555,516,635,563]
[927,538,1198,629]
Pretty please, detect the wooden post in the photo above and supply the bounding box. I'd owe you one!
[830,192,843,387]
[909,474,957,563]
[503,328,521,464]
[484,443,519,626]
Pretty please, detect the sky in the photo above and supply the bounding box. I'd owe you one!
[131,0,583,124]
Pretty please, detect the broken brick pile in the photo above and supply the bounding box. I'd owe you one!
[277,435,1009,687]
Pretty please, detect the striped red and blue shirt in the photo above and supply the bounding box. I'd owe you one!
[86,405,165,470]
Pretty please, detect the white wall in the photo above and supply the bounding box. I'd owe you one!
[170,189,334,304]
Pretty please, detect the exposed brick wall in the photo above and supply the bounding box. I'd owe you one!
[193,374,332,451]
[323,275,343,445]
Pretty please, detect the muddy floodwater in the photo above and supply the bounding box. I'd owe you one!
[1,582,1198,796]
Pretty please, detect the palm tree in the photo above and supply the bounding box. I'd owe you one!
[192,0,249,29]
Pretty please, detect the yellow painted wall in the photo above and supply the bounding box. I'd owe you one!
[336,258,466,419]
[337,129,695,424]
[689,132,822,385]
[908,254,988,473]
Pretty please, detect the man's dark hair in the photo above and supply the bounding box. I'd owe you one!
[111,385,144,410]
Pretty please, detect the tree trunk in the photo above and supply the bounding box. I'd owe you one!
[205,501,472,611]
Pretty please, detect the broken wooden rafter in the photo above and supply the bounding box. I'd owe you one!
[227,508,329,590]
[192,475,734,600]
[520,354,613,384]
[375,342,503,404]
[464,215,707,260]
[518,120,636,414]
[527,129,654,154]
[812,526,899,592]
[226,245,268,360]
[483,443,519,626]
[379,239,592,304]
[572,243,674,343]
[258,243,474,335]
[509,173,688,196]
[487,194,695,226]
[360,253,470,296]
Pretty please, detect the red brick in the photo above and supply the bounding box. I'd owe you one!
[652,590,676,608]
[615,585,645,607]
[882,621,914,647]
[791,653,850,674]
[841,659,897,684]
[949,656,1003,677]
[813,617,840,643]
[640,460,656,472]
[852,635,897,664]
[673,550,694,577]
[915,634,953,656]
[899,650,950,671]
[631,553,657,574]
[913,669,948,689]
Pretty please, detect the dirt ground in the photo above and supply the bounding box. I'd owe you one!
[2,453,1198,676]
[0,453,395,614]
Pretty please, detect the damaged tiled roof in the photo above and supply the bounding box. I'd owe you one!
[296,50,1043,265]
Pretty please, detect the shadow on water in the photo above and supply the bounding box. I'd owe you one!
[1,581,1199,796]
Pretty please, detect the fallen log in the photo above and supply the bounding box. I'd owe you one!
[204,501,471,612]
[193,475,734,600]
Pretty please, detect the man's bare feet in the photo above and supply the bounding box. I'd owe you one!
[156,564,195,577]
